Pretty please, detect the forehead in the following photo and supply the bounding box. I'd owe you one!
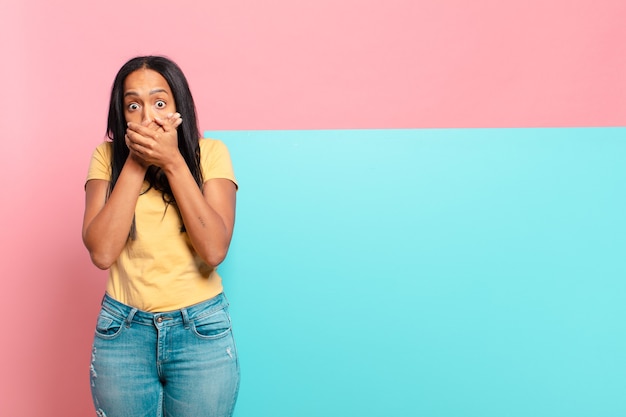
[123,68,172,93]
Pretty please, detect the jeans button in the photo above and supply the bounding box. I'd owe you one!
[156,316,163,323]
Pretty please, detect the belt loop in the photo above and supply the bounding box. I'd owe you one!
[125,308,138,328]
[181,308,190,329]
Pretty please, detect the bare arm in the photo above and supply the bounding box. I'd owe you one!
[82,156,147,269]
[167,165,237,267]
[83,115,184,269]
[125,118,236,267]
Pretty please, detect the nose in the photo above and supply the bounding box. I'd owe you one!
[141,107,156,124]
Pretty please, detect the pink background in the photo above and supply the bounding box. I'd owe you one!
[1,0,624,415]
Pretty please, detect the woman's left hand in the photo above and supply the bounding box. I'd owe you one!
[125,113,183,168]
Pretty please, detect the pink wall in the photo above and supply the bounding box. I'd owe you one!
[1,0,624,415]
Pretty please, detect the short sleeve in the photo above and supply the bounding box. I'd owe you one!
[86,142,113,184]
[200,139,238,189]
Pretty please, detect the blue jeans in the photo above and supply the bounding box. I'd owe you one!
[90,293,240,417]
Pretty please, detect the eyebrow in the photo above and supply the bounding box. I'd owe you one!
[124,88,169,98]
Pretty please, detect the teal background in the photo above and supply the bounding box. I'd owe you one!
[205,128,626,417]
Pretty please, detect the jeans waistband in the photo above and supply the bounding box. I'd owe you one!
[100,292,228,327]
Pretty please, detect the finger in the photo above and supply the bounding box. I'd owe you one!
[160,113,181,125]
[128,122,159,138]
[154,116,177,132]
[161,113,183,130]
[146,120,160,131]
[149,119,164,133]
[125,135,141,154]
[127,130,155,153]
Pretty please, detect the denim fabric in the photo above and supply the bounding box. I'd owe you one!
[90,293,240,417]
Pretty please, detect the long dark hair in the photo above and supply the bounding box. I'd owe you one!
[106,56,203,237]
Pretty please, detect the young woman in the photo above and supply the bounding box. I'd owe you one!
[82,56,239,417]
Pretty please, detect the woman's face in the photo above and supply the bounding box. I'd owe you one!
[123,68,176,125]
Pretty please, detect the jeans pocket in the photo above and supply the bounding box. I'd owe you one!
[191,308,232,340]
[94,308,125,340]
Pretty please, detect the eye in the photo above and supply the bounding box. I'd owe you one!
[128,103,140,111]
[155,100,166,109]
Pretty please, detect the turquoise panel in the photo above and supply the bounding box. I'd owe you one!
[204,128,626,417]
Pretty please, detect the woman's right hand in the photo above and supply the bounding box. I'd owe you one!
[125,113,183,168]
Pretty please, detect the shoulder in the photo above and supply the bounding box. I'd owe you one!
[86,141,114,183]
[199,138,234,167]
[91,141,113,160]
[199,138,230,154]
[199,138,237,186]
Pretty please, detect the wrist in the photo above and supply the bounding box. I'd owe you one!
[125,154,149,175]
[161,152,186,176]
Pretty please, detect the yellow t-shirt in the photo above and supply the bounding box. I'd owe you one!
[86,139,237,312]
